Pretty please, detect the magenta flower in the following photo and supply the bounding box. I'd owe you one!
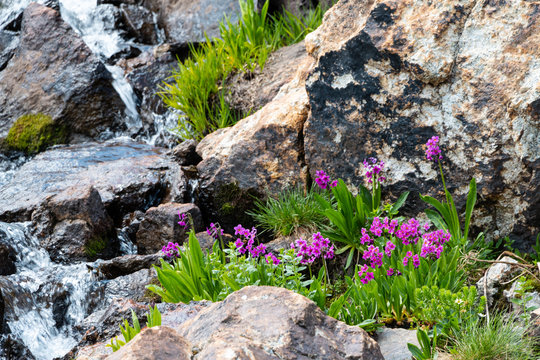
[425,136,443,161]
[330,180,338,188]
[363,157,385,184]
[360,228,373,245]
[206,223,224,240]
[384,241,395,257]
[177,212,188,229]
[412,254,420,268]
[360,271,375,284]
[386,268,395,276]
[265,253,280,265]
[162,242,181,258]
[315,170,331,190]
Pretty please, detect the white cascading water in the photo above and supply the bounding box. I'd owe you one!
[0,1,183,357]
[0,222,99,360]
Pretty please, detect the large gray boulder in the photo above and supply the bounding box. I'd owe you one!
[303,0,540,249]
[0,139,186,224]
[0,3,125,141]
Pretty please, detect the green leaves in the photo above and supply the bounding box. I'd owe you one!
[408,327,438,360]
[107,306,163,352]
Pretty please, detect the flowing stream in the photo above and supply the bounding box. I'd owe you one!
[0,0,178,358]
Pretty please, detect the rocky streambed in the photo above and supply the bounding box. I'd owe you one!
[0,0,539,359]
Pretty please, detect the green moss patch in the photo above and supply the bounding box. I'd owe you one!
[5,113,67,154]
[84,235,108,259]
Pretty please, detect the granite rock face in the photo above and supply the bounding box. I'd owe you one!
[0,3,125,141]
[77,286,384,360]
[303,0,540,248]
[176,286,384,359]
[196,56,314,232]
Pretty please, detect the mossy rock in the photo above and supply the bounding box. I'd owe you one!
[214,182,261,234]
[4,113,67,154]
[84,235,108,259]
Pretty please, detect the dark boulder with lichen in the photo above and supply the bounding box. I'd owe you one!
[302,0,540,249]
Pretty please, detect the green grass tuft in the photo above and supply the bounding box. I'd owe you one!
[5,113,67,154]
[248,186,329,238]
[160,0,331,141]
[450,312,538,360]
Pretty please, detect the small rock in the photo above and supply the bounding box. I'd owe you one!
[104,268,156,302]
[0,230,16,275]
[32,186,118,263]
[169,139,201,166]
[93,253,162,279]
[136,203,203,255]
[106,326,191,360]
[376,327,419,360]
[194,231,234,252]
[503,280,540,314]
[476,256,520,306]
[120,4,159,45]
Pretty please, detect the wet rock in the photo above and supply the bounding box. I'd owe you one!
[196,58,313,233]
[0,334,36,360]
[376,328,419,360]
[104,268,155,302]
[136,203,203,255]
[124,50,180,145]
[31,187,118,263]
[144,0,245,44]
[77,298,151,348]
[304,0,540,249]
[106,45,142,65]
[169,140,201,166]
[176,286,384,359]
[226,40,307,115]
[0,228,17,275]
[476,256,520,306]
[120,4,159,45]
[0,3,125,142]
[0,139,186,224]
[120,210,145,243]
[0,30,18,72]
[107,326,191,360]
[92,253,162,279]
[530,307,540,339]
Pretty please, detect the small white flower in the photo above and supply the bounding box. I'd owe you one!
[455,298,464,305]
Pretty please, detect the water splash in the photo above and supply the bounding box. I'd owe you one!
[0,222,100,360]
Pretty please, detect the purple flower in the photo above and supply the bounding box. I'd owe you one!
[420,229,451,259]
[386,268,395,276]
[396,218,420,245]
[363,158,385,184]
[425,136,443,161]
[162,242,181,258]
[360,271,375,284]
[177,212,188,229]
[292,233,335,264]
[412,254,420,268]
[265,253,280,265]
[360,228,373,245]
[315,170,331,190]
[384,241,395,257]
[370,217,384,237]
[330,180,338,188]
[206,222,224,240]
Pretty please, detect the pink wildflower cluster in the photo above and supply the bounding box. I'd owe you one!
[265,253,280,265]
[291,232,335,265]
[425,136,443,161]
[356,217,448,285]
[162,242,181,258]
[206,223,224,240]
[363,157,386,184]
[395,218,421,245]
[177,212,188,230]
[358,264,375,284]
[314,170,338,190]
[233,225,266,258]
[363,245,383,268]
[420,229,451,259]
[370,217,399,237]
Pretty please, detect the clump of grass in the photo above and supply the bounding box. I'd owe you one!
[248,186,328,238]
[160,0,330,140]
[450,312,538,360]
